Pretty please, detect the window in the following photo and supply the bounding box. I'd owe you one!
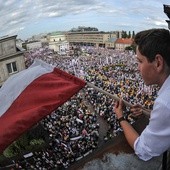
[6,62,17,74]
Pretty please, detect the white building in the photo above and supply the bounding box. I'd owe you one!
[48,32,69,55]
[26,41,42,50]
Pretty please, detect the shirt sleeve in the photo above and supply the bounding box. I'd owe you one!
[134,98,170,161]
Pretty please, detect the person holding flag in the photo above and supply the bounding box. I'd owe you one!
[114,28,170,162]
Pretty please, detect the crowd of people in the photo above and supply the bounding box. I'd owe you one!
[3,46,158,169]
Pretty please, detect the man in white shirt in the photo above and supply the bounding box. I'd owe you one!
[114,28,170,161]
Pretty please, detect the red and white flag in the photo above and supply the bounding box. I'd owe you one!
[0,59,86,153]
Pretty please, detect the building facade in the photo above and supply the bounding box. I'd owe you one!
[26,41,42,50]
[0,35,25,86]
[48,32,69,55]
[65,31,118,48]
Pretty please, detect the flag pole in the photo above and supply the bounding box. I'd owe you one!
[86,82,150,117]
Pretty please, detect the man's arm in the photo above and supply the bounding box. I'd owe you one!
[119,119,139,149]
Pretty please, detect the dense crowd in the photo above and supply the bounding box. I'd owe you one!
[3,46,158,169]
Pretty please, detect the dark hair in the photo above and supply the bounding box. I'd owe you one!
[134,28,170,67]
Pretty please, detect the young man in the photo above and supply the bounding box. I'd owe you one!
[114,28,170,161]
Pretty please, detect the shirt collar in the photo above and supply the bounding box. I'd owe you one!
[158,75,170,96]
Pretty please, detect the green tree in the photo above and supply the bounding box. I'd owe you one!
[122,31,128,38]
[125,46,133,50]
[128,31,131,38]
[3,142,19,158]
[15,133,29,150]
[132,31,135,38]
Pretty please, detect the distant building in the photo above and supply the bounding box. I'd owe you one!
[115,38,133,51]
[0,35,25,86]
[48,32,69,55]
[26,41,42,50]
[16,38,24,48]
[65,31,117,48]
[27,33,48,42]
[116,31,123,38]
[163,4,170,29]
[105,37,117,49]
[23,34,48,49]
[40,36,49,47]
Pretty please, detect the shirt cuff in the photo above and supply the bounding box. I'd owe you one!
[134,137,153,161]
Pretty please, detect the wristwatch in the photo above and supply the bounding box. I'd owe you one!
[118,116,126,123]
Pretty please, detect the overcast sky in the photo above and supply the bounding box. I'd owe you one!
[0,0,170,40]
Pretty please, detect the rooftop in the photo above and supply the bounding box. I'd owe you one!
[115,38,133,44]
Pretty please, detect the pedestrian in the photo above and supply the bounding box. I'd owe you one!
[114,28,170,161]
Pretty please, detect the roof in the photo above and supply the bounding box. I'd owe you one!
[115,38,133,45]
[107,37,117,43]
[49,31,65,36]
[16,45,26,52]
[0,35,17,42]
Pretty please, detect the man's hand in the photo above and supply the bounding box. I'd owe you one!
[130,104,143,117]
[114,99,124,119]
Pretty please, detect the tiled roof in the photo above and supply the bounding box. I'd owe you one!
[115,38,133,44]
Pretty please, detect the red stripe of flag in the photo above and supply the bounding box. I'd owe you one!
[0,63,86,153]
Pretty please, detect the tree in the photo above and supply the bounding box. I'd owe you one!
[125,46,133,50]
[122,31,127,38]
[128,31,131,38]
[125,44,136,52]
[132,31,135,38]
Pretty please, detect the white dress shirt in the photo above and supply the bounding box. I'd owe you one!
[134,75,170,161]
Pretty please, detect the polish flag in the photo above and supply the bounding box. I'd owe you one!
[0,59,86,153]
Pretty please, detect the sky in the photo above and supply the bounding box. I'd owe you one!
[0,0,170,40]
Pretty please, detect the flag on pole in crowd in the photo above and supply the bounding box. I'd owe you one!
[0,59,86,153]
